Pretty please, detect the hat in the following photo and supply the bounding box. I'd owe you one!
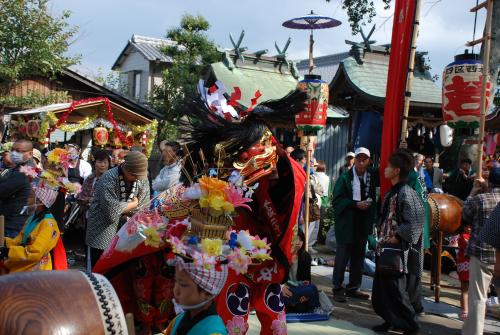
[176,256,228,296]
[0,142,13,154]
[346,152,355,158]
[35,183,59,208]
[355,147,370,158]
[32,148,42,163]
[489,163,500,186]
[122,151,148,180]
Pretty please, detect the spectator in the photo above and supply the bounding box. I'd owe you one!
[152,141,183,194]
[315,160,331,202]
[338,152,355,175]
[0,139,33,237]
[86,151,150,268]
[0,142,14,170]
[444,158,475,201]
[282,230,321,313]
[290,148,323,254]
[332,147,376,302]
[461,164,500,335]
[67,144,92,184]
[413,153,425,179]
[423,157,443,193]
[285,146,295,156]
[0,184,60,272]
[77,149,111,221]
[32,148,43,170]
[478,203,500,277]
[372,149,424,335]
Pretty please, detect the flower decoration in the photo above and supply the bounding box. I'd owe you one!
[201,238,223,257]
[46,148,70,169]
[227,248,252,275]
[19,165,40,180]
[143,227,162,248]
[192,251,216,270]
[227,316,248,335]
[271,312,287,335]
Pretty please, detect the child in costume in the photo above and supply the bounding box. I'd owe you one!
[164,256,228,335]
[457,227,471,320]
[0,148,80,273]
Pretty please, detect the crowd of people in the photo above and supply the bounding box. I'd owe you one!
[1,133,500,335]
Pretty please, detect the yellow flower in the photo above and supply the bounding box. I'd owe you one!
[251,238,269,250]
[221,200,234,213]
[144,227,161,248]
[253,252,273,262]
[201,238,223,256]
[199,177,228,195]
[199,195,210,208]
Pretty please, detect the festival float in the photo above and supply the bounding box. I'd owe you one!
[7,97,158,157]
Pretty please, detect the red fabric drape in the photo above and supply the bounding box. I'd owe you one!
[52,237,68,270]
[380,0,417,198]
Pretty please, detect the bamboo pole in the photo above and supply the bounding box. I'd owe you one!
[308,30,314,74]
[304,136,311,251]
[477,0,494,174]
[400,0,422,143]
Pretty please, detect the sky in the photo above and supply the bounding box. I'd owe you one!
[50,0,485,81]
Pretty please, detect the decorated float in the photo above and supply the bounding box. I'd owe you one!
[7,97,158,157]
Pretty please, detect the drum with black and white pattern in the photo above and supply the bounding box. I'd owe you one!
[0,270,128,335]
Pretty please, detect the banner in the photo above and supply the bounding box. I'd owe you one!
[379,0,417,197]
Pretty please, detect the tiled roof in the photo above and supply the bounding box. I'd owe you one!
[296,52,350,83]
[112,34,175,69]
[339,55,441,105]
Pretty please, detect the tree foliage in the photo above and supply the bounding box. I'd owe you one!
[151,14,220,124]
[327,0,392,33]
[0,0,80,87]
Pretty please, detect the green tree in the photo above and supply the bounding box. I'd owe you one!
[327,0,391,33]
[0,0,79,90]
[151,14,220,131]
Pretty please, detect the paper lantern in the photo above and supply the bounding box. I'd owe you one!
[26,119,40,138]
[442,51,490,129]
[295,74,329,133]
[440,124,453,147]
[93,126,109,146]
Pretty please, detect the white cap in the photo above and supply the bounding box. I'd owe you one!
[346,152,355,158]
[355,147,370,158]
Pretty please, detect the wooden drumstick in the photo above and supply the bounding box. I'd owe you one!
[125,313,136,335]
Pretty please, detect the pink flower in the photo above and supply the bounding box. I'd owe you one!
[227,316,248,335]
[271,312,287,335]
[225,186,253,210]
[192,251,216,270]
[169,236,187,255]
[227,248,251,275]
[19,165,39,179]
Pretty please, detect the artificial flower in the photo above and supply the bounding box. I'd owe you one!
[251,236,270,250]
[252,249,273,262]
[237,230,254,251]
[40,170,59,187]
[19,165,39,179]
[228,171,244,187]
[143,226,162,248]
[227,248,251,275]
[243,182,259,199]
[169,236,187,255]
[182,183,205,200]
[192,250,216,270]
[227,316,248,335]
[225,186,252,210]
[198,176,227,198]
[271,312,287,335]
[201,238,223,257]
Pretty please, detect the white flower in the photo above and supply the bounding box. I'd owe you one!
[237,230,254,251]
[182,183,205,200]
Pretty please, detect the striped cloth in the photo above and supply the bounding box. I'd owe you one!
[177,256,227,296]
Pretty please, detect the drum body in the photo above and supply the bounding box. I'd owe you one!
[428,193,463,234]
[0,270,128,335]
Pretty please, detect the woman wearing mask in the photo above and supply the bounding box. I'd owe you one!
[67,144,92,184]
[152,141,183,194]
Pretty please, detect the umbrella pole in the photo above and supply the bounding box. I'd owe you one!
[476,0,494,174]
[304,136,311,251]
[308,29,314,74]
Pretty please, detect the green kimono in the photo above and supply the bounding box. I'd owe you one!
[408,170,431,249]
[332,168,378,244]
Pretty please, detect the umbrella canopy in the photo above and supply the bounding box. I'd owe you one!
[282,10,341,30]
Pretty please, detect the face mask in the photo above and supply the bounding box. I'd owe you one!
[10,150,26,165]
[69,154,79,161]
[172,296,213,311]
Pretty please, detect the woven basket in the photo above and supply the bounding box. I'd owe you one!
[189,209,234,239]
[161,202,190,219]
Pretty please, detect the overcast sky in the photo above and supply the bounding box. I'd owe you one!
[50,0,485,81]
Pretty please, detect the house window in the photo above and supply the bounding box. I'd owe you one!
[134,72,141,100]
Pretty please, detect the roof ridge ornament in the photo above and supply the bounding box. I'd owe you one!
[229,30,247,63]
[345,25,377,65]
[275,37,291,68]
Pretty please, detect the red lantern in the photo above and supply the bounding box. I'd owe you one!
[26,119,40,138]
[442,51,490,128]
[295,74,329,133]
[93,126,109,146]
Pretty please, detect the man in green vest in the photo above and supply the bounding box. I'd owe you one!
[332,147,378,302]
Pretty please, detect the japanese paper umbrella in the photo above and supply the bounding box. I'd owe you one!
[282,10,341,73]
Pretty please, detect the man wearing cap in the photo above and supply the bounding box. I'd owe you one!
[86,151,150,268]
[332,147,377,302]
[339,152,355,175]
[462,164,500,335]
[0,139,34,237]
